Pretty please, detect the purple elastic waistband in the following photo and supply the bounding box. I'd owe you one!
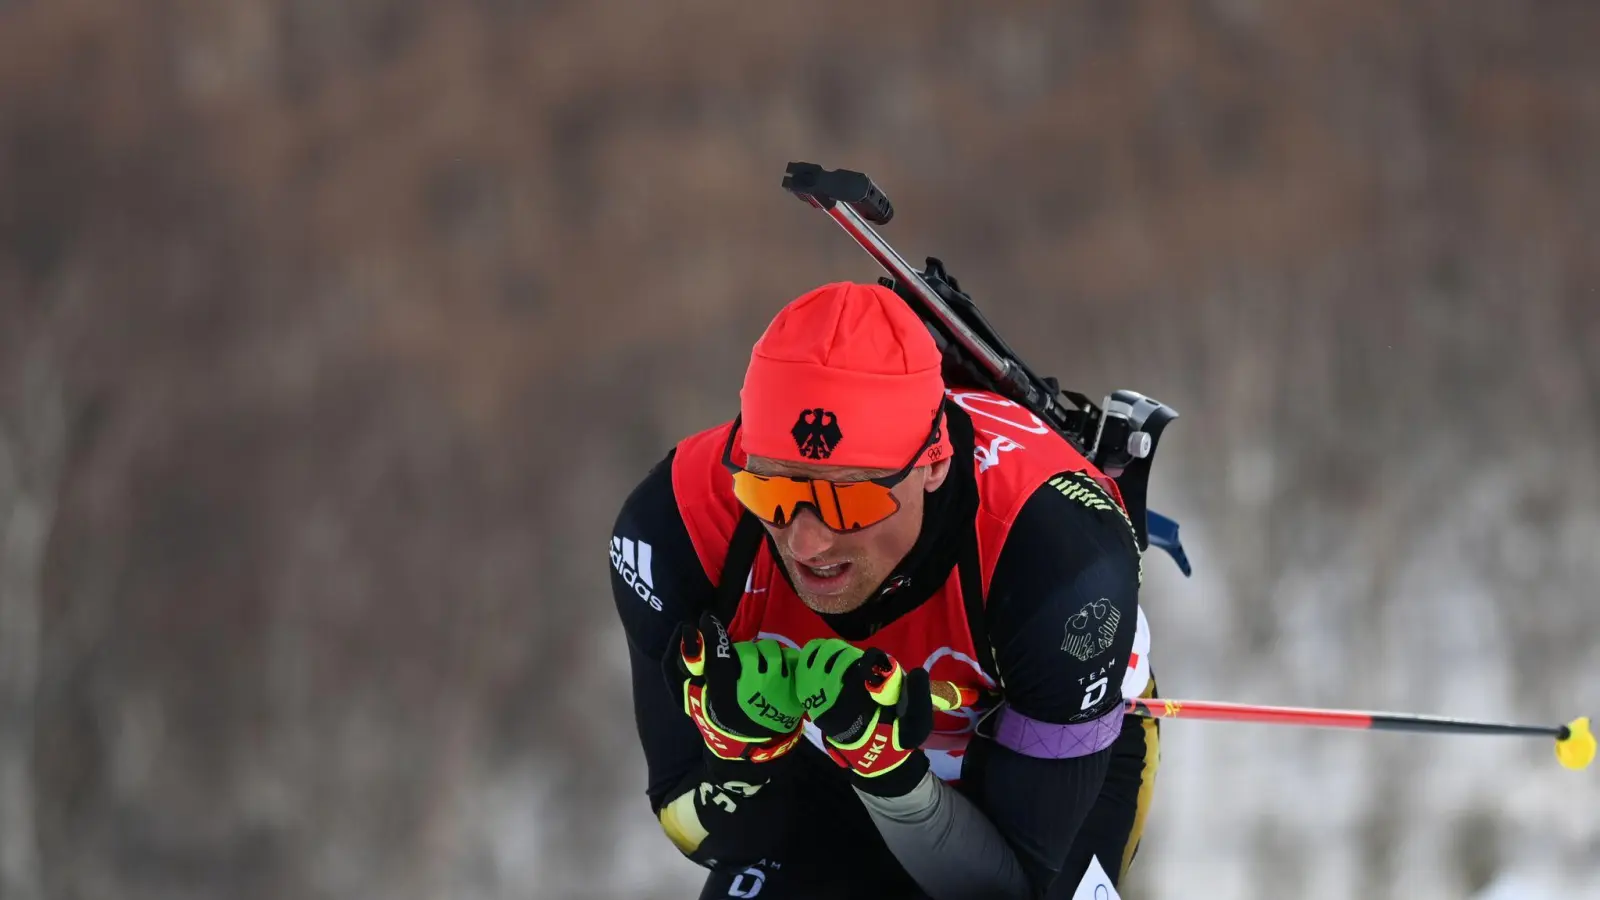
[991,703,1123,759]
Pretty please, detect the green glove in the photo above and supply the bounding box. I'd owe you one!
[664,611,806,762]
[794,638,937,796]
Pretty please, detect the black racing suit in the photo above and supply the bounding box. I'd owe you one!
[610,412,1159,899]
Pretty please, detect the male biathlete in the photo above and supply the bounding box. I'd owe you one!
[610,281,1160,898]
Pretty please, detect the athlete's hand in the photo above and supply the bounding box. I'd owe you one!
[794,638,955,797]
[664,611,805,763]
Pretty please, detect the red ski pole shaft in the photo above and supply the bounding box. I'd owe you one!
[1125,696,1562,737]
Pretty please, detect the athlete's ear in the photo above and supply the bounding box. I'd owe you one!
[923,457,952,493]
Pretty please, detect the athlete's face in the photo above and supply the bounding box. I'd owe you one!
[742,454,952,615]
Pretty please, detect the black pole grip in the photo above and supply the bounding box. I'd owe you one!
[782,162,894,225]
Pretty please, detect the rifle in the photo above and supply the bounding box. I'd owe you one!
[780,162,1190,576]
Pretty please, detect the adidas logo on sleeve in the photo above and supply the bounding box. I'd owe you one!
[611,536,664,611]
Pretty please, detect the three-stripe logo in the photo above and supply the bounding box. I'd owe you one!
[611,536,664,611]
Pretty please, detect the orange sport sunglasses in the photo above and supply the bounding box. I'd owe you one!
[721,410,943,533]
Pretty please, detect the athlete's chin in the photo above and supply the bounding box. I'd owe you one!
[796,589,873,615]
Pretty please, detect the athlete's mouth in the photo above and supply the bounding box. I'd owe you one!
[792,559,853,595]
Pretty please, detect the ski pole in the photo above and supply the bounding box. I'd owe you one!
[1124,697,1595,771]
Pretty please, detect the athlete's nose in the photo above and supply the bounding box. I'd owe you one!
[782,508,836,561]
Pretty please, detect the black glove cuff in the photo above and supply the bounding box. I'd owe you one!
[850,748,930,798]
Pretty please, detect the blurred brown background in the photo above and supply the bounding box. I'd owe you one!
[2,2,1597,898]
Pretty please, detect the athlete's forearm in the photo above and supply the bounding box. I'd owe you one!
[856,771,1033,899]
[858,738,1114,899]
[633,631,798,869]
[655,765,792,866]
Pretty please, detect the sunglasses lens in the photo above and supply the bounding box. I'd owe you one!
[730,473,811,527]
[829,481,901,531]
[730,472,901,532]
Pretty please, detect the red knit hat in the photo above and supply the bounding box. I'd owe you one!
[739,282,950,470]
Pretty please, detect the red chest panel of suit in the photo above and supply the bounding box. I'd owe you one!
[672,389,1131,783]
[726,543,995,782]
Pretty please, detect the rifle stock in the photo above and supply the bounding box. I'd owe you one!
[781,161,1189,572]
